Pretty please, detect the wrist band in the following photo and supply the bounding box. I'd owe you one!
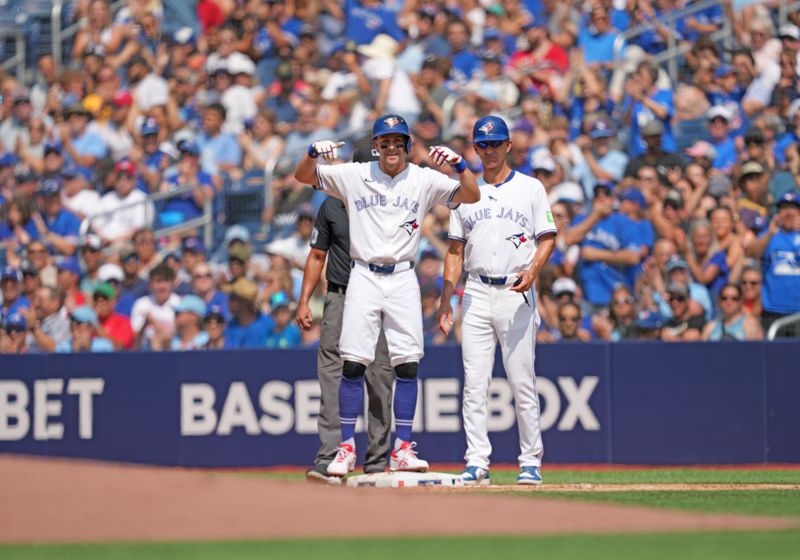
[451,158,468,173]
[308,144,319,158]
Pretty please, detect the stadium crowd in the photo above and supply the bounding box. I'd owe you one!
[0,0,799,353]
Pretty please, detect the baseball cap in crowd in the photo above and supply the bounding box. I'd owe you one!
[531,150,556,173]
[39,176,63,196]
[179,140,200,156]
[57,258,82,276]
[620,188,647,207]
[71,306,99,327]
[593,181,615,196]
[478,48,502,63]
[685,140,717,161]
[44,140,63,155]
[0,153,18,167]
[172,27,197,46]
[63,103,92,119]
[228,245,252,263]
[3,312,27,332]
[20,260,37,276]
[299,23,316,38]
[93,282,117,299]
[112,90,133,107]
[740,161,765,177]
[174,294,208,317]
[777,192,800,209]
[227,277,259,305]
[707,174,732,199]
[0,266,22,282]
[205,305,226,322]
[114,159,137,175]
[666,281,690,298]
[483,28,502,42]
[140,118,159,136]
[182,237,206,256]
[779,23,800,41]
[269,290,293,312]
[640,120,664,137]
[352,143,380,163]
[296,203,315,221]
[664,189,683,209]
[552,277,578,298]
[98,263,124,283]
[82,234,103,252]
[713,64,735,78]
[420,247,441,261]
[665,257,690,273]
[633,309,663,331]
[15,168,38,183]
[120,248,139,263]
[744,128,765,145]
[11,91,30,105]
[224,224,251,245]
[589,120,614,139]
[227,56,256,76]
[522,17,544,30]
[707,105,732,122]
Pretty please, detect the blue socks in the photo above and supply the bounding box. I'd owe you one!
[338,375,363,442]
[394,377,417,442]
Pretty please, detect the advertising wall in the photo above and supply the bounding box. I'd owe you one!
[0,342,797,466]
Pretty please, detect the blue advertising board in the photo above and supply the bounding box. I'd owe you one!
[0,342,797,466]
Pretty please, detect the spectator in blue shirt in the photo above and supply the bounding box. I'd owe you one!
[343,0,405,46]
[171,294,209,350]
[196,103,242,177]
[0,267,31,325]
[565,183,643,308]
[746,193,800,330]
[225,278,274,348]
[203,304,233,349]
[0,196,40,246]
[578,6,620,68]
[773,99,800,167]
[159,142,215,225]
[266,290,301,348]
[191,262,229,320]
[617,188,655,285]
[574,120,630,199]
[35,177,81,256]
[445,19,480,87]
[0,311,29,354]
[58,104,107,180]
[706,105,737,172]
[626,61,676,157]
[56,306,114,353]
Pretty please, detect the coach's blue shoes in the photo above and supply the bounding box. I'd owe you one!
[460,466,490,486]
[517,466,543,485]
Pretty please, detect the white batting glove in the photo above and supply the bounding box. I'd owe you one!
[428,145,467,172]
[308,140,344,161]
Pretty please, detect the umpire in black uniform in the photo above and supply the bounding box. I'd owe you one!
[295,144,393,484]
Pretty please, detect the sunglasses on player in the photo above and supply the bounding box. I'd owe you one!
[474,140,506,149]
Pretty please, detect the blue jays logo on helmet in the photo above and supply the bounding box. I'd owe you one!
[373,113,412,151]
[506,232,527,249]
[473,115,510,143]
[399,219,419,235]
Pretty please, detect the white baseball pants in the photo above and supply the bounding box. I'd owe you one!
[460,276,544,469]
[339,262,424,368]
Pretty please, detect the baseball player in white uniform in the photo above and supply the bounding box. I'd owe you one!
[294,114,480,477]
[437,115,556,485]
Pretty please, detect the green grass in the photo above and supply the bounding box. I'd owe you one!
[3,531,800,560]
[242,468,800,485]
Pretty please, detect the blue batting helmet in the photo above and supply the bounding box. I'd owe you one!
[472,115,510,143]
[372,114,412,151]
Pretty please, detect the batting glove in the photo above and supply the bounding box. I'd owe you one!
[308,140,343,160]
[429,145,468,173]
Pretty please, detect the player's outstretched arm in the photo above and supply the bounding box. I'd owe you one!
[428,145,480,204]
[437,239,465,336]
[294,141,344,187]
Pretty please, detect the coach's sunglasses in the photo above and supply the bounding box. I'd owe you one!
[475,140,505,149]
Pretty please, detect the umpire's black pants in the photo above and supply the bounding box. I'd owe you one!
[316,290,393,473]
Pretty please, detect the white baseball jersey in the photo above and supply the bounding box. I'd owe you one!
[448,170,556,275]
[316,162,460,263]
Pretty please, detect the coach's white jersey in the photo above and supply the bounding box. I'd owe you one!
[317,161,460,263]
[448,170,556,276]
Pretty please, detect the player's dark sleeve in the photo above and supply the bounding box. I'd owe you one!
[311,198,333,252]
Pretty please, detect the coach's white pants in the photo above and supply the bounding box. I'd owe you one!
[340,264,424,368]
[461,277,544,469]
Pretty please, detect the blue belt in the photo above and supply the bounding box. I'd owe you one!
[478,275,508,285]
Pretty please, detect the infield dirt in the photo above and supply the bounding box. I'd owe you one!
[0,455,796,544]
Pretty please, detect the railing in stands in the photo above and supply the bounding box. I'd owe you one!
[767,311,800,340]
[78,184,214,250]
[0,0,26,80]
